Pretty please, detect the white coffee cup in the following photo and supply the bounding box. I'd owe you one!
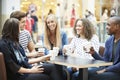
[38,48,45,53]
[49,50,56,60]
[84,42,92,53]
[36,40,43,48]
[63,45,73,55]
[53,47,59,56]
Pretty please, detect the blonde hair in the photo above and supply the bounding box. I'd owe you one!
[44,14,61,49]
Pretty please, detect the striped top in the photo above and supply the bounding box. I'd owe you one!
[19,30,32,53]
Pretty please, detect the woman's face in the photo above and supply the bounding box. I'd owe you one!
[46,16,57,31]
[75,20,84,35]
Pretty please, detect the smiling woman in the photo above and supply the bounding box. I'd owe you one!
[41,14,68,55]
[46,14,57,31]
[64,18,100,80]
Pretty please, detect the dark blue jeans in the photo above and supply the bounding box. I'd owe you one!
[42,63,65,80]
[88,67,120,80]
[67,67,77,80]
[25,63,65,80]
[70,67,120,80]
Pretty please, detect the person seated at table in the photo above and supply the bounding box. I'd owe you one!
[88,16,120,80]
[0,18,65,80]
[39,14,68,80]
[40,14,68,55]
[63,18,100,80]
[76,16,120,80]
[10,11,44,58]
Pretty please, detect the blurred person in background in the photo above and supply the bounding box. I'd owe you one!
[101,9,109,21]
[31,10,38,43]
[25,12,34,35]
[31,10,38,33]
[85,10,97,29]
[70,4,76,27]
[48,9,54,15]
[110,8,116,17]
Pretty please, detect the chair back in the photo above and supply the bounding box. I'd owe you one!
[99,46,105,56]
[0,52,7,80]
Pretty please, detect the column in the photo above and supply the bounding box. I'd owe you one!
[1,0,20,34]
[82,0,95,17]
[0,0,2,34]
[113,0,120,16]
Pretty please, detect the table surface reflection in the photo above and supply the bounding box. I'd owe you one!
[48,56,113,68]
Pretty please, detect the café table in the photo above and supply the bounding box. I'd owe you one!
[47,55,113,80]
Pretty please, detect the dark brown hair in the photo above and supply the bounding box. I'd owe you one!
[73,18,95,40]
[2,18,19,42]
[10,11,26,20]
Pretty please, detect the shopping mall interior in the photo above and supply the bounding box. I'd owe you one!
[1,1,120,80]
[0,0,117,43]
[20,0,113,21]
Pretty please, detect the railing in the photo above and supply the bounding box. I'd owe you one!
[39,21,109,44]
[96,21,109,43]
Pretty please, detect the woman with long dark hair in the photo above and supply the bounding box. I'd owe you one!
[0,18,64,80]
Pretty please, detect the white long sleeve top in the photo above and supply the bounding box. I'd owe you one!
[68,34,99,59]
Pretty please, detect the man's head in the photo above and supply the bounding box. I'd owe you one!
[10,11,26,21]
[10,11,26,30]
[106,16,120,35]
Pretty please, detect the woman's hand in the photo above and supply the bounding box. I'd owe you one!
[62,46,67,54]
[41,55,51,61]
[36,52,45,57]
[30,65,44,73]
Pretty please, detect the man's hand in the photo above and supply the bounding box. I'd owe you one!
[96,69,106,74]
[89,47,95,55]
[83,46,95,55]
[37,52,45,57]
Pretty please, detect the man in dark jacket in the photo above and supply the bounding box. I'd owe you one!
[88,16,120,80]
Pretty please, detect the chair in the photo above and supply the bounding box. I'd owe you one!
[63,68,70,80]
[99,46,105,57]
[0,52,7,80]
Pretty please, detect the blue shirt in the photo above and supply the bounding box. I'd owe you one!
[40,31,68,55]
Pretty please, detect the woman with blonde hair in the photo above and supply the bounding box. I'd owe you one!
[40,14,68,80]
[42,14,68,55]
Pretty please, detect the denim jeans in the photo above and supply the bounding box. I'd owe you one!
[88,67,120,80]
[25,63,65,80]
[68,67,120,80]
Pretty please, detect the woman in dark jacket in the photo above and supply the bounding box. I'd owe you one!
[0,18,64,80]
